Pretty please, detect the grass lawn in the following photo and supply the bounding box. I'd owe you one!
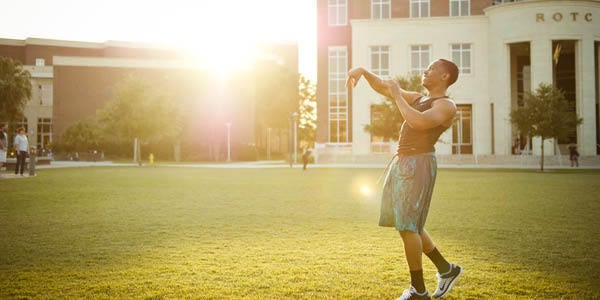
[1,167,599,299]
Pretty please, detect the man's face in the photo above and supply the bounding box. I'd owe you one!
[421,60,447,89]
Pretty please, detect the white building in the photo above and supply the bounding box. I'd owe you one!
[316,0,600,161]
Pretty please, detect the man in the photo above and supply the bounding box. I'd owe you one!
[346,59,463,300]
[0,124,7,171]
[14,127,28,176]
[302,147,311,171]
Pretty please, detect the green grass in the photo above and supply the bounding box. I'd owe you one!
[1,167,599,299]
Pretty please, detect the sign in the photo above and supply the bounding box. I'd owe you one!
[536,12,592,22]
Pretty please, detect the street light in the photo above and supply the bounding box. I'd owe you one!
[288,112,299,167]
[267,127,272,160]
[293,112,299,164]
[226,122,231,162]
[288,112,299,164]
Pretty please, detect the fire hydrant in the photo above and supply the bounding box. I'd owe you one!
[149,153,154,165]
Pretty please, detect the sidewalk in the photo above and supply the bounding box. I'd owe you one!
[1,160,598,178]
[24,160,600,170]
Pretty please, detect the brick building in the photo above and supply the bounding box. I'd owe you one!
[0,38,298,161]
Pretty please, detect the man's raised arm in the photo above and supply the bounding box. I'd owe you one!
[346,67,423,105]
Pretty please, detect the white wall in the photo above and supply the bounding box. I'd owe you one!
[351,16,489,155]
[349,0,600,157]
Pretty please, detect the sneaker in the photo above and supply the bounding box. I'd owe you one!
[432,263,463,298]
[397,286,431,300]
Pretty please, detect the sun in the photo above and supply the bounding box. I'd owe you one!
[179,1,277,76]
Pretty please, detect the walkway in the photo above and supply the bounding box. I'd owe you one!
[6,160,599,171]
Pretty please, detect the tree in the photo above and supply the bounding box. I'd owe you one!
[254,61,298,129]
[298,75,316,147]
[59,121,101,152]
[253,61,298,157]
[97,77,184,161]
[0,57,32,123]
[510,82,582,171]
[363,73,425,141]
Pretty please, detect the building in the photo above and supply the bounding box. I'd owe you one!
[316,0,600,161]
[0,38,298,161]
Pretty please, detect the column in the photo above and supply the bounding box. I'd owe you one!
[530,38,554,155]
[351,83,373,155]
[578,38,597,156]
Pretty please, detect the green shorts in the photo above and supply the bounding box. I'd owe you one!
[378,153,437,233]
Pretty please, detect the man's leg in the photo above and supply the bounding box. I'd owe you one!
[15,152,21,174]
[399,230,426,294]
[420,229,463,298]
[19,151,26,175]
[421,230,450,274]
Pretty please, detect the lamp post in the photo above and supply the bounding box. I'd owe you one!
[288,112,299,167]
[267,127,272,160]
[292,112,299,163]
[226,122,231,162]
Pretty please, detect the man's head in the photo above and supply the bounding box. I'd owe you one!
[422,59,459,90]
[0,124,5,131]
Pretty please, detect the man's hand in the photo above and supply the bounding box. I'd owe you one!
[346,67,364,88]
[383,79,403,100]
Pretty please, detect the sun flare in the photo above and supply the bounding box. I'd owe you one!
[179,0,293,75]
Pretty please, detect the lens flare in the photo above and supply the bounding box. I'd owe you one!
[360,185,372,197]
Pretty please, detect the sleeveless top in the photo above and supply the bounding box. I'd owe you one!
[396,96,451,156]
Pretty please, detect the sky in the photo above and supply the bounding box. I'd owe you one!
[0,0,317,81]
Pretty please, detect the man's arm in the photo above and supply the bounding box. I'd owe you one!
[346,67,423,105]
[385,81,457,130]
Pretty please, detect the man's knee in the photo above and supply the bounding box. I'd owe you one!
[399,230,418,239]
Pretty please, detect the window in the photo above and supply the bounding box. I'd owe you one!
[328,0,347,26]
[452,105,472,154]
[451,44,471,74]
[450,0,469,16]
[40,83,53,106]
[370,46,390,78]
[410,0,429,18]
[328,46,348,143]
[370,105,391,153]
[35,58,45,67]
[372,0,391,19]
[37,118,52,148]
[411,45,430,74]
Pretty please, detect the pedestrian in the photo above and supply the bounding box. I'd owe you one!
[13,127,28,176]
[347,59,463,299]
[302,147,311,171]
[0,124,7,171]
[28,147,36,176]
[568,144,579,167]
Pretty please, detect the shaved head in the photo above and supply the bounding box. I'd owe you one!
[437,59,459,87]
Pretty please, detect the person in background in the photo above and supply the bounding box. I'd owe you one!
[13,127,28,176]
[28,147,37,176]
[568,144,579,167]
[0,124,8,171]
[302,147,311,171]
